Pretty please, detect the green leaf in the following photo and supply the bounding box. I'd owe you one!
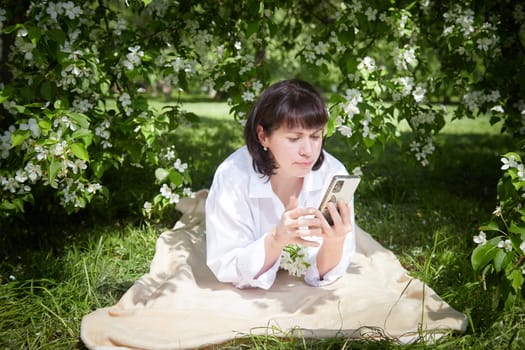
[40,81,56,101]
[100,81,110,95]
[69,112,90,129]
[509,222,525,234]
[11,130,30,147]
[48,158,62,188]
[48,29,66,44]
[507,268,524,293]
[3,23,24,34]
[71,142,89,161]
[479,221,501,232]
[155,168,169,183]
[493,250,512,272]
[246,20,260,38]
[471,241,500,272]
[169,170,184,187]
[71,128,93,144]
[0,201,19,212]
[0,88,11,104]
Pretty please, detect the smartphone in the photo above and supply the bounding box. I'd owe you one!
[318,175,361,225]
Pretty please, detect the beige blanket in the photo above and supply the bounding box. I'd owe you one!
[81,190,467,349]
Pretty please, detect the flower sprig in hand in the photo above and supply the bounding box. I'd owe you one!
[280,244,311,277]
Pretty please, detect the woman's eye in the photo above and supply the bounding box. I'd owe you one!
[288,137,300,142]
[311,135,321,140]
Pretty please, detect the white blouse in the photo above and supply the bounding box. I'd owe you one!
[205,146,356,290]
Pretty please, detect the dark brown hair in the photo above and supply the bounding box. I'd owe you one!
[244,79,328,177]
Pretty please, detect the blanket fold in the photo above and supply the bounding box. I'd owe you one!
[81,190,467,349]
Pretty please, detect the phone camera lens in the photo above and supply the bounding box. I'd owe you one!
[333,180,344,193]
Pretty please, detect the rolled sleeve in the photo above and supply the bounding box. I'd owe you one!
[304,230,356,286]
[304,197,357,287]
[205,160,280,289]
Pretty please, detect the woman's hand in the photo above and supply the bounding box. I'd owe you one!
[317,199,352,241]
[315,199,353,278]
[272,196,321,248]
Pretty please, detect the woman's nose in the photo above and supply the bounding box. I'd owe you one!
[300,140,313,156]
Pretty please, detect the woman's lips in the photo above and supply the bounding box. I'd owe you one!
[295,161,313,168]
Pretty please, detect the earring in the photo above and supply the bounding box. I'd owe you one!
[263,146,268,151]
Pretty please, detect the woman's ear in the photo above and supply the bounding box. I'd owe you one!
[256,124,267,148]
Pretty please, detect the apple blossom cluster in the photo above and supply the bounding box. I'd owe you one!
[241,79,263,104]
[159,183,180,205]
[473,229,525,277]
[46,1,82,21]
[410,110,436,130]
[409,137,435,167]
[501,155,525,182]
[392,46,418,71]
[122,45,144,71]
[443,4,501,59]
[462,89,501,114]
[473,154,525,281]
[0,114,103,210]
[94,120,112,149]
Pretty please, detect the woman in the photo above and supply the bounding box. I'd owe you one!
[205,79,356,289]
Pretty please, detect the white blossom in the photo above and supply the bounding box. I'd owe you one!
[462,90,483,112]
[241,90,255,102]
[477,37,490,51]
[73,98,93,113]
[364,7,377,21]
[313,41,329,55]
[62,1,82,20]
[173,158,188,173]
[473,231,487,245]
[87,183,102,193]
[123,45,144,70]
[19,118,41,138]
[221,81,235,92]
[344,88,362,104]
[491,105,504,113]
[412,85,426,103]
[357,56,376,75]
[183,187,193,197]
[24,162,42,183]
[46,2,63,20]
[498,239,513,252]
[338,124,353,137]
[396,76,414,96]
[501,155,518,170]
[113,18,127,36]
[14,169,28,183]
[164,147,176,161]
[159,184,180,204]
[119,93,132,108]
[143,201,152,215]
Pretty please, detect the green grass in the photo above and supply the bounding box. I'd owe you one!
[1,100,524,349]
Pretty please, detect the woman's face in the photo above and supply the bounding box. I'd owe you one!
[258,124,324,178]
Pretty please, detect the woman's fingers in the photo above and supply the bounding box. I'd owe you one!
[337,200,351,225]
[326,201,342,226]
